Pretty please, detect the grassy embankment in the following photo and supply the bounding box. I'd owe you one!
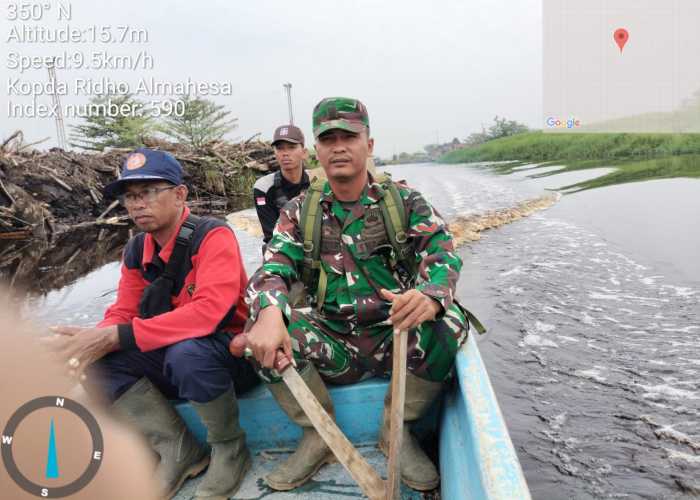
[439,132,700,192]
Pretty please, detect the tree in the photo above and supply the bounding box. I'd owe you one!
[70,94,153,151]
[487,115,529,140]
[464,116,529,146]
[159,95,238,148]
[464,126,489,146]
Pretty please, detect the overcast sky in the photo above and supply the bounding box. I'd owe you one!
[1,0,542,157]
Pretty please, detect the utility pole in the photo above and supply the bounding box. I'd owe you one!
[283,82,294,125]
[46,58,67,150]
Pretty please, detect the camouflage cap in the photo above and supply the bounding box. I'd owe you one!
[312,97,369,138]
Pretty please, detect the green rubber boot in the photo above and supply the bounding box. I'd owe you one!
[265,364,336,491]
[378,372,443,491]
[190,384,252,500]
[113,377,209,499]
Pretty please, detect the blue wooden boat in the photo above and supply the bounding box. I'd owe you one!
[175,333,531,499]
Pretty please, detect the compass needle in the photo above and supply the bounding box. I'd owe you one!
[45,418,60,479]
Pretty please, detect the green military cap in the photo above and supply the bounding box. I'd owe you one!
[312,97,370,138]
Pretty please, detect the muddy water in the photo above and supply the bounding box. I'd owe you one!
[391,164,699,499]
[21,162,700,499]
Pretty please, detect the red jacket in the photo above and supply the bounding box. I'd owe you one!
[98,207,248,352]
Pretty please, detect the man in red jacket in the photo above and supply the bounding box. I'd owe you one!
[45,148,257,500]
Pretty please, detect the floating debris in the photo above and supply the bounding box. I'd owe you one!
[228,191,562,249]
[449,193,561,247]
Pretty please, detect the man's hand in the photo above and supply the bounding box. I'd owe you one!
[380,289,442,332]
[246,306,292,369]
[40,325,120,380]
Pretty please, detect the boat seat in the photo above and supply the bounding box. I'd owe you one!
[175,377,390,450]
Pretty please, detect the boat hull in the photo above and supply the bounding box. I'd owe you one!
[440,333,531,499]
[175,333,530,499]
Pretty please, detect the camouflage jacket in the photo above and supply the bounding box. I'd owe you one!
[245,176,462,330]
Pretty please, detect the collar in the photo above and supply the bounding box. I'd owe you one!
[319,172,385,206]
[142,206,190,269]
[277,168,310,188]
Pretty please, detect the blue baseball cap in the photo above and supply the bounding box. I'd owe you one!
[104,148,184,198]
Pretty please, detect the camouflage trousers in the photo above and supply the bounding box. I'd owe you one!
[251,302,469,384]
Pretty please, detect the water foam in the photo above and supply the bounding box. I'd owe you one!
[639,384,699,401]
[521,334,559,348]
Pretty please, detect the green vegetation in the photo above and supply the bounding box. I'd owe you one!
[463,115,529,147]
[70,94,154,151]
[558,155,700,192]
[71,94,238,151]
[306,146,320,169]
[477,155,700,192]
[439,131,700,164]
[227,167,258,197]
[438,129,700,193]
[159,95,238,148]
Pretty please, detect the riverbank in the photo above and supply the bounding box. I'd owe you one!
[438,131,700,163]
[438,132,700,192]
[492,155,700,192]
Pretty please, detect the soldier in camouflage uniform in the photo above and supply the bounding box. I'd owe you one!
[243,97,469,492]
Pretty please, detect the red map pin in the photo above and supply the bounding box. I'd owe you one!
[614,28,629,52]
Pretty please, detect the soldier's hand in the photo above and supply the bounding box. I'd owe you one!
[380,289,442,333]
[247,306,293,369]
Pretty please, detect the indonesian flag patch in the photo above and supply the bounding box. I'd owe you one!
[256,197,266,206]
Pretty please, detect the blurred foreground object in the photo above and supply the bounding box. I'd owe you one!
[0,289,159,500]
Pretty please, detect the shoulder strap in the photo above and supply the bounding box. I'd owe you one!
[138,214,201,319]
[297,175,487,333]
[161,214,200,282]
[123,232,146,270]
[377,178,416,279]
[164,214,241,331]
[467,309,487,334]
[299,175,417,309]
[299,180,326,310]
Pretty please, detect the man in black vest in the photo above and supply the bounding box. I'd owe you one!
[45,148,258,500]
[253,124,310,250]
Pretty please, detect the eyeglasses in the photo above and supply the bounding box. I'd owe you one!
[118,185,177,206]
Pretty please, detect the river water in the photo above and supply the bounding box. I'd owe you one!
[23,162,700,499]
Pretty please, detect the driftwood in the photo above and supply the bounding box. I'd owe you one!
[97,200,119,220]
[0,178,15,206]
[1,131,23,151]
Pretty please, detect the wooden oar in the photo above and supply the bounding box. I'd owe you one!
[230,334,386,500]
[385,328,408,499]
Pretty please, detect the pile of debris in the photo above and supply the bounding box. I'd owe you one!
[0,132,276,237]
[0,131,276,292]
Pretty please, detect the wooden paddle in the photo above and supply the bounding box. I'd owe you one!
[385,328,408,499]
[230,334,386,500]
